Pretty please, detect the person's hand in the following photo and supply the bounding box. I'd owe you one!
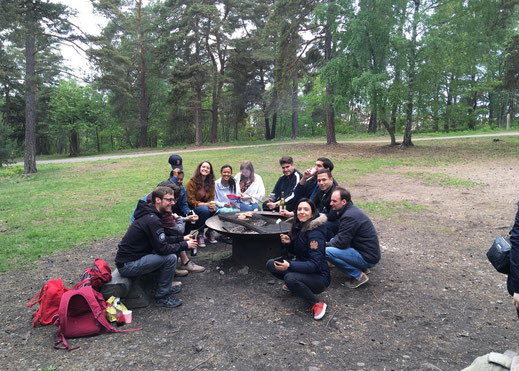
[266,202,277,210]
[240,193,251,200]
[302,168,313,180]
[185,213,199,222]
[186,239,198,250]
[279,210,293,218]
[208,202,216,212]
[173,168,181,177]
[184,234,194,241]
[514,292,519,309]
[280,233,291,244]
[274,259,289,271]
[172,213,179,219]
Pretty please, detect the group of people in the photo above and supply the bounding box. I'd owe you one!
[115,154,382,320]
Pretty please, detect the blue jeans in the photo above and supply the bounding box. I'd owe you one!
[118,253,177,299]
[239,201,260,211]
[193,205,215,233]
[326,246,374,280]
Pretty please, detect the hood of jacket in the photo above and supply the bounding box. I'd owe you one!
[307,213,328,231]
[133,199,161,221]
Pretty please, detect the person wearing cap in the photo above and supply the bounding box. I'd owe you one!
[263,156,301,212]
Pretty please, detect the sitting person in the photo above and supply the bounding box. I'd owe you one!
[507,200,519,319]
[185,161,217,246]
[293,157,335,204]
[326,187,381,289]
[266,199,330,321]
[281,169,338,239]
[234,160,265,211]
[263,156,301,212]
[129,181,203,277]
[215,164,240,213]
[148,182,204,275]
[115,186,198,308]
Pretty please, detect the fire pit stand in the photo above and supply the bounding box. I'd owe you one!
[205,212,291,270]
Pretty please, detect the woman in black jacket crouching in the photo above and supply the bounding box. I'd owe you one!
[266,198,330,320]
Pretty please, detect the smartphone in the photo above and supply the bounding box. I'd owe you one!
[274,256,285,263]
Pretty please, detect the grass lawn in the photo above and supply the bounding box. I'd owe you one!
[1,135,518,272]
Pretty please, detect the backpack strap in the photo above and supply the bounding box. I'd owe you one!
[53,292,80,351]
[26,284,45,308]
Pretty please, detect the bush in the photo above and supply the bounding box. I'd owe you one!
[0,122,15,167]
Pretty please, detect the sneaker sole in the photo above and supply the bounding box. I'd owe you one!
[349,275,369,289]
[313,303,327,320]
[155,299,183,308]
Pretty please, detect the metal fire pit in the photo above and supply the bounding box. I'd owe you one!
[205,211,291,270]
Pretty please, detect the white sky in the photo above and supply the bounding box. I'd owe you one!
[52,0,107,78]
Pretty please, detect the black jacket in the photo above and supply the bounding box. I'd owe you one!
[271,170,302,211]
[311,184,336,217]
[507,201,519,295]
[285,214,331,287]
[329,202,381,265]
[116,200,188,265]
[294,177,338,206]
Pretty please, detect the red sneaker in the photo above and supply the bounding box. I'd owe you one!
[310,302,327,320]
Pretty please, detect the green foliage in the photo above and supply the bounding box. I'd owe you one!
[0,121,15,166]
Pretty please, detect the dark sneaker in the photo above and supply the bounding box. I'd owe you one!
[347,272,369,289]
[169,285,182,295]
[155,295,182,308]
[282,284,290,292]
[311,302,327,320]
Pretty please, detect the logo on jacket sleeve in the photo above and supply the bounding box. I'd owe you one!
[157,228,166,242]
[310,240,319,249]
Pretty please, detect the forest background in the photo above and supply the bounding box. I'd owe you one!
[1,0,518,174]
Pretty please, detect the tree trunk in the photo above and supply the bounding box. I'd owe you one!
[291,78,298,139]
[24,28,37,174]
[368,110,377,134]
[195,86,203,146]
[270,89,278,139]
[137,0,148,148]
[324,19,336,145]
[69,130,79,156]
[402,0,419,148]
[96,126,101,152]
[271,112,277,139]
[264,109,271,140]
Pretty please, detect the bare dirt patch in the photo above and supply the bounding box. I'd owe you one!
[1,146,519,370]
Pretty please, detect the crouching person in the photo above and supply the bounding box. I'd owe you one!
[115,186,197,308]
[266,199,330,320]
[326,187,381,289]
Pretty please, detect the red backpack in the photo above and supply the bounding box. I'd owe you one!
[26,278,84,327]
[53,285,140,351]
[79,258,112,291]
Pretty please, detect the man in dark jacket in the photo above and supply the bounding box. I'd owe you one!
[507,201,519,318]
[263,156,302,212]
[116,186,197,308]
[326,187,380,289]
[293,157,335,204]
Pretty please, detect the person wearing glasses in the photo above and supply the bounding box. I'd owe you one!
[115,186,198,308]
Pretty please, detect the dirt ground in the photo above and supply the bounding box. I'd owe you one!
[2,142,519,370]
